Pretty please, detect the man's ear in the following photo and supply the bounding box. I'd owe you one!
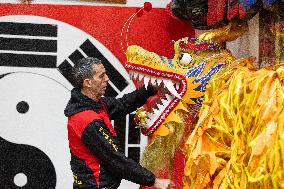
[83,78,92,88]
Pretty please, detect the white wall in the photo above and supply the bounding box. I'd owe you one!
[226,14,259,65]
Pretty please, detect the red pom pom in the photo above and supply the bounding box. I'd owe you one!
[136,8,144,17]
[144,2,152,12]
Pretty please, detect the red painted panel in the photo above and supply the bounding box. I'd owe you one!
[0,3,194,66]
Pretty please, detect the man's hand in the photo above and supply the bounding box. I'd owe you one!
[153,178,172,189]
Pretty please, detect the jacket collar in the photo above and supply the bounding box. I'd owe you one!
[64,88,102,117]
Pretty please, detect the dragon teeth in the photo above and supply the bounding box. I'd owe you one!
[132,72,138,80]
[144,76,150,89]
[150,77,157,86]
[161,99,168,106]
[147,112,155,119]
[138,73,144,81]
[173,82,180,91]
[156,78,162,86]
[130,71,180,93]
[175,82,180,90]
[165,94,174,101]
[153,108,160,115]
[145,119,151,128]
[163,79,181,99]
[145,112,160,129]
[157,104,164,111]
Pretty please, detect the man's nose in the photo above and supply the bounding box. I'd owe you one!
[105,75,109,82]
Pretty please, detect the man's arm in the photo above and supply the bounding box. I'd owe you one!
[102,86,157,120]
[81,120,156,186]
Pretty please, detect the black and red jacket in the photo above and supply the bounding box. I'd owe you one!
[64,87,157,189]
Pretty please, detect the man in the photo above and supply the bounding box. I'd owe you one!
[64,57,171,189]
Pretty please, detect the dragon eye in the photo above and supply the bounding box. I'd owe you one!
[179,53,192,66]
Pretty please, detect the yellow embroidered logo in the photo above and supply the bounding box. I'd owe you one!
[99,127,119,152]
[73,174,83,185]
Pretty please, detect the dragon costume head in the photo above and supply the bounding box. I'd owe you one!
[126,37,234,137]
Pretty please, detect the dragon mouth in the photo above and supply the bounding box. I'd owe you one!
[126,63,187,135]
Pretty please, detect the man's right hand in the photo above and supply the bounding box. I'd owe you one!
[153,178,172,189]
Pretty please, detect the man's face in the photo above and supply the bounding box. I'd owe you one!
[88,64,109,98]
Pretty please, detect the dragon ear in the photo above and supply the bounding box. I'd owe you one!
[198,22,248,43]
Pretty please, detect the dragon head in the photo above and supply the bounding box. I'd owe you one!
[125,37,235,137]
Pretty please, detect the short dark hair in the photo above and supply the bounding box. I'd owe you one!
[72,57,102,89]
